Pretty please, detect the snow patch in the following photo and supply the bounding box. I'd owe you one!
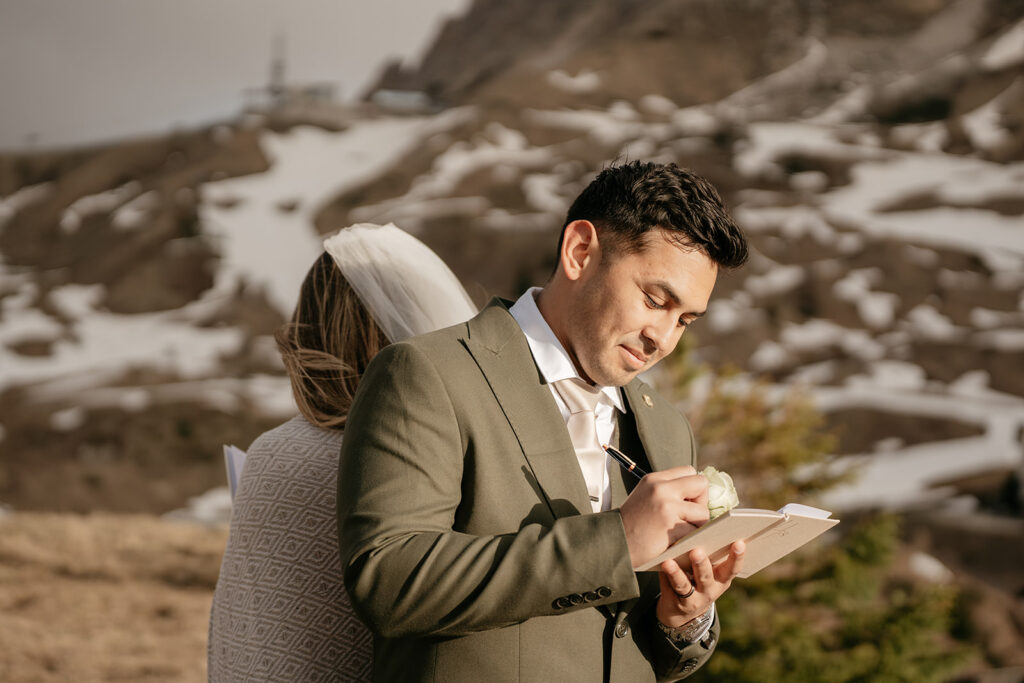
[639,94,677,117]
[962,88,1015,153]
[981,18,1024,71]
[790,171,829,193]
[889,122,949,153]
[909,551,955,583]
[352,196,491,227]
[50,406,86,432]
[0,182,54,230]
[199,112,468,315]
[734,205,838,244]
[60,182,141,234]
[780,319,886,361]
[833,268,900,329]
[970,307,1020,329]
[164,487,234,526]
[112,190,160,230]
[0,281,62,347]
[949,370,991,396]
[812,84,872,124]
[546,69,602,94]
[527,108,646,148]
[815,380,1024,511]
[825,153,1024,264]
[749,340,792,372]
[0,284,244,392]
[734,122,887,179]
[521,173,568,215]
[671,106,720,137]
[974,328,1024,352]
[745,265,806,297]
[904,304,961,341]
[706,297,755,334]
[847,360,928,392]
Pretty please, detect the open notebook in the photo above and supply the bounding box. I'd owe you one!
[636,503,839,576]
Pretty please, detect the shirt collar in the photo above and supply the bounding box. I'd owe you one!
[509,287,625,413]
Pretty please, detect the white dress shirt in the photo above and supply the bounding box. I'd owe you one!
[509,287,625,512]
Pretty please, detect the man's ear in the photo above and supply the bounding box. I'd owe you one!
[560,220,599,282]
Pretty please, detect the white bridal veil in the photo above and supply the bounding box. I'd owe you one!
[323,223,478,343]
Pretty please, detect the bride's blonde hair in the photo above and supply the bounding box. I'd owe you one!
[274,252,387,430]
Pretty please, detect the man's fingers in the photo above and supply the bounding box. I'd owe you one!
[653,474,708,503]
[643,465,697,482]
[690,549,715,592]
[714,540,745,583]
[666,503,710,543]
[659,559,693,598]
[675,501,710,526]
[689,480,709,509]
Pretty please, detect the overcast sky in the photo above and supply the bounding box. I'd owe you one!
[0,0,469,150]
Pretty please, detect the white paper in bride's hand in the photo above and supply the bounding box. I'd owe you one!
[223,445,248,500]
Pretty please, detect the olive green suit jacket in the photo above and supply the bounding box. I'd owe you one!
[338,299,719,682]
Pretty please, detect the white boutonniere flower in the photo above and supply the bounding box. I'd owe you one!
[702,466,739,520]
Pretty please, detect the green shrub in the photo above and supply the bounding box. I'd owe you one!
[662,340,979,681]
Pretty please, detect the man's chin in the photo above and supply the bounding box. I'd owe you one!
[593,366,642,388]
[583,355,644,387]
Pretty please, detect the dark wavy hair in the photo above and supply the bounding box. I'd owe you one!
[560,161,748,268]
[274,252,387,430]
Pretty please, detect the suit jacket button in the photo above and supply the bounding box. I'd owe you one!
[614,622,629,638]
[583,591,599,602]
[568,593,584,605]
[553,597,571,610]
[596,586,612,598]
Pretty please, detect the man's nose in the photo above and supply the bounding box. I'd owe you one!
[642,318,680,355]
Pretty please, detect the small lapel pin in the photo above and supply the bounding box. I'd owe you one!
[642,394,653,407]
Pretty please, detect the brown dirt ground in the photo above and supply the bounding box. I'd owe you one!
[0,512,227,683]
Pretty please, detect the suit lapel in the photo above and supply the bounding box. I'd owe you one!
[622,380,675,474]
[462,299,593,518]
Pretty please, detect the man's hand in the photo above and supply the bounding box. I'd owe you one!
[656,541,745,628]
[619,466,710,570]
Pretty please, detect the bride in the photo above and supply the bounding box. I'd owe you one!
[208,223,477,682]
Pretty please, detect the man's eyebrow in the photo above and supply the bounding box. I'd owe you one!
[652,280,681,305]
[653,280,707,316]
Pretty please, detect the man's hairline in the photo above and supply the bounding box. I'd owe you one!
[596,223,711,265]
[549,220,720,283]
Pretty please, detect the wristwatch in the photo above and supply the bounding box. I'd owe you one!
[656,607,714,644]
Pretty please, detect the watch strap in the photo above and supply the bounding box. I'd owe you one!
[656,605,714,644]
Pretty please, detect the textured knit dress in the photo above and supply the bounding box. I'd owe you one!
[208,417,372,682]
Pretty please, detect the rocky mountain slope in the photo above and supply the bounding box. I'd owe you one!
[1,0,1021,518]
[372,0,1024,126]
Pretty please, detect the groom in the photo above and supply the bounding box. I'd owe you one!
[338,162,749,682]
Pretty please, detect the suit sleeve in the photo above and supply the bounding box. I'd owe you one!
[338,341,640,638]
[648,612,720,682]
